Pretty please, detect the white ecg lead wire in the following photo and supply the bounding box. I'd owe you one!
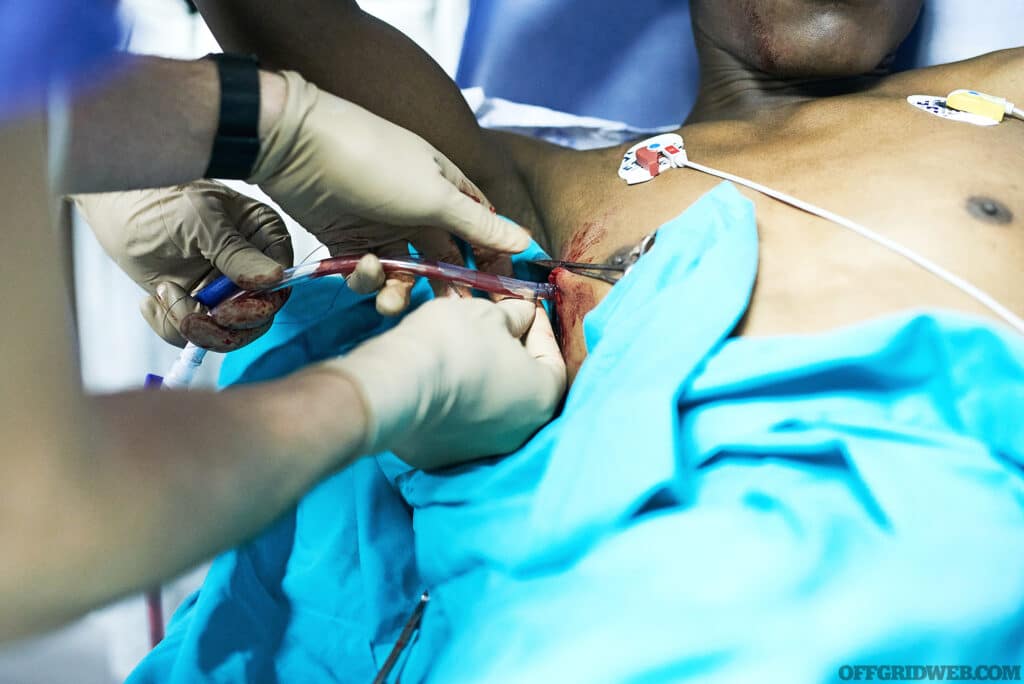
[681,159,1024,337]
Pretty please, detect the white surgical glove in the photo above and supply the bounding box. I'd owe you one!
[74,181,293,352]
[249,71,532,315]
[320,297,566,470]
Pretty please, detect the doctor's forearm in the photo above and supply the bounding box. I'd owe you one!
[1,370,368,641]
[0,113,360,641]
[61,55,284,194]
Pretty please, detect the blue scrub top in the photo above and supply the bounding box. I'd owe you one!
[0,0,121,121]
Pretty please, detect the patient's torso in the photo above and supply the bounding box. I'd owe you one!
[525,50,1023,379]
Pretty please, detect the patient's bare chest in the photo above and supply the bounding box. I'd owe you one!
[555,99,1023,337]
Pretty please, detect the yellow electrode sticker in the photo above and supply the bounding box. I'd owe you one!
[907,95,999,127]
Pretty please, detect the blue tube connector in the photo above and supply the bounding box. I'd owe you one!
[193,276,240,308]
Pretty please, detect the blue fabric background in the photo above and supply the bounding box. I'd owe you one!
[132,184,1024,683]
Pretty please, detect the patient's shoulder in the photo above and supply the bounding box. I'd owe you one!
[951,47,1023,97]
[880,47,1023,100]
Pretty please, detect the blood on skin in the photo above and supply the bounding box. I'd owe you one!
[559,221,608,261]
[548,219,610,381]
[549,267,598,383]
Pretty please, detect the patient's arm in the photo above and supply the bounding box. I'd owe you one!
[195,0,547,245]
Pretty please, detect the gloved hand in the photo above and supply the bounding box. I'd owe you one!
[318,296,566,470]
[249,70,532,316]
[73,180,293,352]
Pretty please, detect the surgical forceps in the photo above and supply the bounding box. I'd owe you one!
[524,230,658,286]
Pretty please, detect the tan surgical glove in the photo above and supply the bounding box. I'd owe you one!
[73,180,293,352]
[319,297,566,470]
[249,71,532,315]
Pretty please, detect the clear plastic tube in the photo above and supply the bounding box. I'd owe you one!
[162,343,207,389]
[161,257,555,391]
[216,256,557,308]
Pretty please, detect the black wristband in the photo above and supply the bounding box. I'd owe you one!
[203,53,261,179]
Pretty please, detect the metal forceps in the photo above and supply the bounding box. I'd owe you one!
[524,230,658,286]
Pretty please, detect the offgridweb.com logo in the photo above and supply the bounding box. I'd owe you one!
[838,665,1022,681]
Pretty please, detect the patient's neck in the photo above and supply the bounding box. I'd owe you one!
[686,39,889,124]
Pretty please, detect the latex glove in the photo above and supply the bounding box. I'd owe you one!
[73,180,293,352]
[248,70,532,316]
[321,297,566,470]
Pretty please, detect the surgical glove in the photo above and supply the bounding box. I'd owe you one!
[322,297,566,470]
[74,180,293,352]
[248,71,532,316]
